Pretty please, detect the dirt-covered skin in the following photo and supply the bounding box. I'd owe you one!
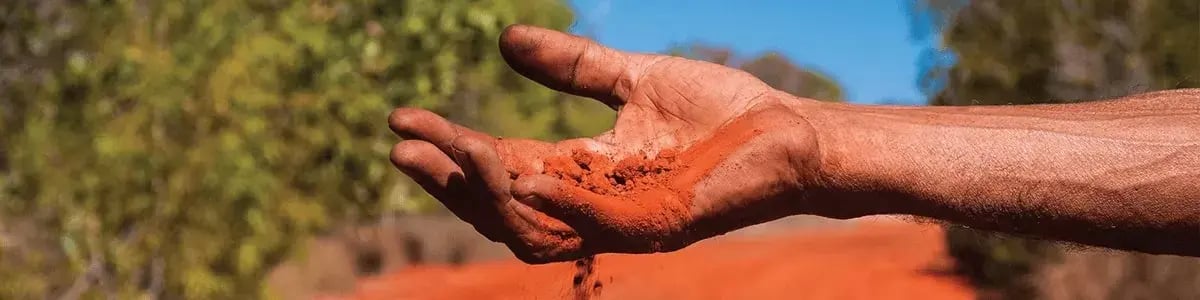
[390,24,1200,263]
[388,25,824,263]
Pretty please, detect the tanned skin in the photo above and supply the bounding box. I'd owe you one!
[388,25,1200,263]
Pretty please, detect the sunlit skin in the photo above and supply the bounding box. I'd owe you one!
[389,24,1200,263]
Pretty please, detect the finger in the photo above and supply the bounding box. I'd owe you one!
[449,135,545,238]
[505,201,589,264]
[389,140,462,200]
[493,138,555,177]
[554,137,614,156]
[388,108,493,152]
[493,137,613,177]
[450,135,513,200]
[511,174,614,224]
[499,24,652,108]
[390,140,507,242]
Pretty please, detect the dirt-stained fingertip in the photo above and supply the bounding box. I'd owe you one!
[498,24,532,47]
[498,23,560,56]
[389,140,436,169]
[387,107,436,138]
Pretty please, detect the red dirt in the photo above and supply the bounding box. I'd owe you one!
[323,221,974,300]
[542,149,679,197]
[541,115,765,199]
[542,149,681,299]
[533,118,769,299]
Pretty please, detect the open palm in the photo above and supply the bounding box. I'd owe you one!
[390,25,826,263]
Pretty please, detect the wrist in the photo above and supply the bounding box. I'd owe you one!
[783,99,922,218]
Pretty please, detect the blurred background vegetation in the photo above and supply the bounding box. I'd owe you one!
[0,0,598,298]
[0,0,1196,299]
[910,0,1198,299]
[0,0,836,298]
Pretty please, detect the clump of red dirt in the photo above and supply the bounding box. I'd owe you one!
[538,146,698,300]
[533,118,770,300]
[542,149,679,197]
[536,114,769,208]
[542,150,676,300]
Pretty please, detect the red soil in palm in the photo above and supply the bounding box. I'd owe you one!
[323,221,974,300]
[542,149,680,197]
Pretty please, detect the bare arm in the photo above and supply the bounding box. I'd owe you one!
[390,25,1200,262]
[811,88,1200,256]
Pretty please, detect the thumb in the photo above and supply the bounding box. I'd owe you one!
[511,174,613,224]
[499,24,650,108]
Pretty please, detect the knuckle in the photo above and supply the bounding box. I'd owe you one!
[451,135,491,155]
[568,42,594,88]
[511,177,541,199]
[614,55,665,99]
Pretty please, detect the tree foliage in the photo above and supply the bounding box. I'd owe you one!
[0,0,612,298]
[912,0,1199,105]
[909,0,1199,298]
[668,43,845,102]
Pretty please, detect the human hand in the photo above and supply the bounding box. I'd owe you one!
[389,25,847,263]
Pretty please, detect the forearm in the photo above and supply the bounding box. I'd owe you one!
[808,89,1200,255]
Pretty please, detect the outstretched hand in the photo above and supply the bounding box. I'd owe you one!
[389,25,843,263]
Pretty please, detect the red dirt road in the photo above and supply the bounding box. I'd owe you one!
[326,221,973,300]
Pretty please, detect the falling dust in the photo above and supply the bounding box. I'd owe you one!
[538,117,769,300]
[545,149,679,300]
[541,147,688,300]
[572,256,601,300]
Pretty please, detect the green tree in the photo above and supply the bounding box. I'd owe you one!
[740,53,844,101]
[911,0,1198,105]
[668,43,845,101]
[909,0,1199,298]
[0,0,610,298]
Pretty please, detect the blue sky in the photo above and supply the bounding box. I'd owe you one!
[566,0,928,105]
